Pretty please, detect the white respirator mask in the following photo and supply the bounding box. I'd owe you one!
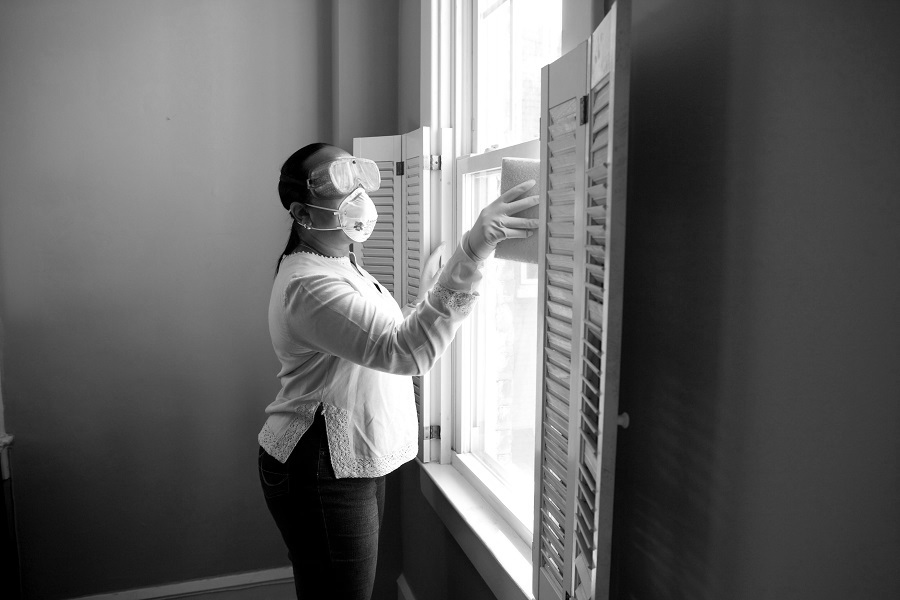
[303,187,379,243]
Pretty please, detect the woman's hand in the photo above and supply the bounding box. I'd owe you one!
[466,180,540,261]
[416,241,447,303]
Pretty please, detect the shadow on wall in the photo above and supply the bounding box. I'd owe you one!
[613,1,742,598]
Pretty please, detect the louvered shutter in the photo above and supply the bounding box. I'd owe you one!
[533,38,589,600]
[533,2,631,599]
[575,5,630,597]
[401,127,438,463]
[352,135,403,302]
[355,128,442,463]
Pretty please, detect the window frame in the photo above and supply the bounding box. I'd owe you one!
[452,139,540,546]
[445,0,566,552]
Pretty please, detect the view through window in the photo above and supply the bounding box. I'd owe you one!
[461,168,539,517]
[474,0,562,152]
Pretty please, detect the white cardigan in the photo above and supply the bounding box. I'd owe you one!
[259,235,482,478]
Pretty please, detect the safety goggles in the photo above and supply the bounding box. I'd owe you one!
[281,156,381,199]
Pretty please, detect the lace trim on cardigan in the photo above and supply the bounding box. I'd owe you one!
[257,402,321,463]
[323,405,417,478]
[432,283,477,316]
[290,250,351,262]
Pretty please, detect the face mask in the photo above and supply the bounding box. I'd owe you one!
[303,187,379,243]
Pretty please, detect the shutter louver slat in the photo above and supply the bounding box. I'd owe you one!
[548,188,576,204]
[549,204,576,221]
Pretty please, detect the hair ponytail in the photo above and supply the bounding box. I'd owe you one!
[275,220,302,276]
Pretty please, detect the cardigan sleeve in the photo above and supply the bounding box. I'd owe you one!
[283,234,483,376]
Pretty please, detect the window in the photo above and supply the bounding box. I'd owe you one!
[354,3,631,599]
[452,0,563,544]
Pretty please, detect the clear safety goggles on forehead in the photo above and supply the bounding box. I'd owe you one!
[283,156,381,199]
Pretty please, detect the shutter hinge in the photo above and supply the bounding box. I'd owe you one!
[424,425,441,440]
[579,94,589,126]
[427,154,442,171]
[396,161,405,176]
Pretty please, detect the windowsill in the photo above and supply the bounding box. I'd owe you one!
[419,460,534,600]
[451,452,533,548]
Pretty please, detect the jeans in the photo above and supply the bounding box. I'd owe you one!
[259,408,385,600]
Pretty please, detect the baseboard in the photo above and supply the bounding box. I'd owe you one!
[74,568,421,600]
[68,566,294,600]
[397,573,416,600]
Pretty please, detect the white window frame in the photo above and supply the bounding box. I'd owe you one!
[447,0,565,550]
[446,0,567,549]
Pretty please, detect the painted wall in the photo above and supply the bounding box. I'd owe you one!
[332,0,401,152]
[614,1,900,599]
[398,462,499,600]
[0,1,401,598]
[397,0,421,134]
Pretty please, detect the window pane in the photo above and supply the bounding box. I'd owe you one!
[475,0,562,152]
[461,168,538,511]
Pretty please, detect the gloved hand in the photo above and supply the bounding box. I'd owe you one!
[465,180,540,261]
[416,241,447,303]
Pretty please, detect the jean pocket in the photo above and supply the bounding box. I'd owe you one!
[259,458,290,499]
[317,446,336,481]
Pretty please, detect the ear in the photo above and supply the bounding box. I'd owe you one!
[289,202,311,227]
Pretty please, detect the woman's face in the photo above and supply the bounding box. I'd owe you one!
[296,148,354,233]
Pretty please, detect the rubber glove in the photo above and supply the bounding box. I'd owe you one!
[465,180,540,261]
[416,241,447,303]
[402,241,449,316]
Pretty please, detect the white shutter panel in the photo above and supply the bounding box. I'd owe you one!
[355,128,446,464]
[401,127,438,462]
[533,38,589,600]
[533,2,631,599]
[352,135,403,302]
[574,3,631,598]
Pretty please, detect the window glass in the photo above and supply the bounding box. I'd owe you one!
[461,168,538,510]
[475,0,562,152]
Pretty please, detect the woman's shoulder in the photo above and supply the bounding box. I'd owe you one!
[279,251,352,277]
[277,252,356,300]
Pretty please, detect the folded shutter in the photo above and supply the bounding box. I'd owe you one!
[355,128,444,463]
[352,135,403,302]
[401,127,439,462]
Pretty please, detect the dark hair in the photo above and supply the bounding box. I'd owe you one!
[275,220,303,276]
[275,143,345,275]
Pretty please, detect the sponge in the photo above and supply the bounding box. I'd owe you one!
[494,157,540,263]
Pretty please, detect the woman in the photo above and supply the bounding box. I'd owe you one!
[258,143,538,599]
